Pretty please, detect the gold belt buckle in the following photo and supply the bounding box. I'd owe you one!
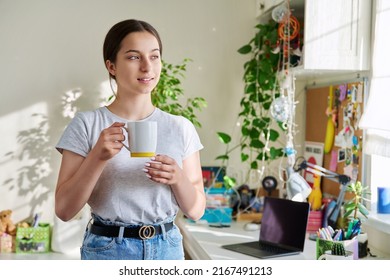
[139,225,156,240]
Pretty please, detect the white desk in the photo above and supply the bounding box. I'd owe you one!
[177,218,389,260]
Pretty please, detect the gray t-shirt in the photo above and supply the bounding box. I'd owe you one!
[56,107,203,225]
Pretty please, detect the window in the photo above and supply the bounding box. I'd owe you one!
[359,0,390,233]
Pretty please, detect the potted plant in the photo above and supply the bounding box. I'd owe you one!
[344,181,370,222]
[215,20,287,189]
[151,58,207,128]
[343,180,371,258]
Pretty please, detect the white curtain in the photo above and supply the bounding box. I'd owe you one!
[359,0,390,157]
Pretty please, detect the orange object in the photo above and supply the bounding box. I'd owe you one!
[278,16,300,41]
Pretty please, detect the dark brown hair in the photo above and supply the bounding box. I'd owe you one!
[103,19,163,79]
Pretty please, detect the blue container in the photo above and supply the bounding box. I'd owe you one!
[199,207,233,224]
[377,187,390,214]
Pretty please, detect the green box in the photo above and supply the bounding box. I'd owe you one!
[16,223,51,253]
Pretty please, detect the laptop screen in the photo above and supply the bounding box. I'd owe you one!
[260,197,310,251]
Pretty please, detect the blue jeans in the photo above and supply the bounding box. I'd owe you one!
[80,215,184,260]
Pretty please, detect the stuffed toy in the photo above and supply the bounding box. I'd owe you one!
[0,209,17,236]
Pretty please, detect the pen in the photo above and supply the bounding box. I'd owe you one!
[327,225,335,236]
[32,213,40,227]
[333,229,341,241]
[319,227,332,240]
[339,229,344,241]
[317,228,326,240]
[324,227,332,240]
[350,220,361,238]
[345,220,354,239]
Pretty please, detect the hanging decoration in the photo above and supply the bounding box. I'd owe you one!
[269,0,305,198]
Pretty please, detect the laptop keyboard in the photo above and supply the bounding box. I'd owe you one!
[258,243,291,254]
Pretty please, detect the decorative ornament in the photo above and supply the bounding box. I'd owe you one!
[278,15,300,41]
[271,96,290,123]
[272,3,291,23]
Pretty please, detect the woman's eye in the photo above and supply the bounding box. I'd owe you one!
[128,56,139,60]
[151,55,160,60]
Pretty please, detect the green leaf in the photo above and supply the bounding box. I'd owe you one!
[238,44,252,54]
[358,203,369,218]
[249,128,260,139]
[256,152,267,161]
[344,209,354,218]
[270,147,283,160]
[215,155,229,161]
[259,60,273,73]
[250,139,265,149]
[250,161,258,169]
[241,126,249,136]
[241,153,249,162]
[223,176,236,189]
[269,129,280,141]
[217,132,231,144]
[245,83,256,94]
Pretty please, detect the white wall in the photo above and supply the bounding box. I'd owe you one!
[0,0,258,223]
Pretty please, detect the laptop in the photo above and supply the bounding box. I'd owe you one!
[222,196,310,259]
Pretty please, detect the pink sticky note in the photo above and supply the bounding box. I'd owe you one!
[329,150,338,172]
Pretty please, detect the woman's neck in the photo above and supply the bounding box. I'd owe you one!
[107,95,155,120]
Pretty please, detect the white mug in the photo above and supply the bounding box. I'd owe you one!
[122,121,157,157]
[319,250,354,260]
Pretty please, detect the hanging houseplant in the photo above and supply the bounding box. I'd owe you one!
[215,20,287,189]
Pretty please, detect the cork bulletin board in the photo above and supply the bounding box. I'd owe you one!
[305,81,365,198]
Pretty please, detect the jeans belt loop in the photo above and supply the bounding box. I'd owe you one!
[160,223,167,241]
[117,226,125,243]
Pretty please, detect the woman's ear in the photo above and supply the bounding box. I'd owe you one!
[105,60,116,78]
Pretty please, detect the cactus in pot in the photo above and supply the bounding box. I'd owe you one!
[331,242,346,256]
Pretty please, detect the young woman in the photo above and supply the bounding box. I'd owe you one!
[55,19,205,260]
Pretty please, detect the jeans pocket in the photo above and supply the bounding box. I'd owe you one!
[81,230,116,253]
[166,226,183,247]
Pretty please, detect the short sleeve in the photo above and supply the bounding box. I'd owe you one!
[55,112,91,157]
[182,117,204,159]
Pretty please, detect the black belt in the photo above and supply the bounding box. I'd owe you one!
[90,221,174,240]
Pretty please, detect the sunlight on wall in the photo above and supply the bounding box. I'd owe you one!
[62,89,82,119]
[0,102,51,222]
[99,79,115,107]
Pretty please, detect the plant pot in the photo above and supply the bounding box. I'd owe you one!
[357,232,368,258]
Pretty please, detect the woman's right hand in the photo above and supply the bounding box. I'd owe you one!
[92,122,126,161]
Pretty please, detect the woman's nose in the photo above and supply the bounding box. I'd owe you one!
[140,58,151,71]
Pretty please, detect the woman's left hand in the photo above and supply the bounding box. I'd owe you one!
[143,154,183,185]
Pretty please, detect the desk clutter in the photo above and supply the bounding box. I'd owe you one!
[0,210,51,254]
[188,167,280,226]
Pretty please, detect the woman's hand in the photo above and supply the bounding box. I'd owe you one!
[143,152,206,221]
[143,154,183,185]
[92,122,126,161]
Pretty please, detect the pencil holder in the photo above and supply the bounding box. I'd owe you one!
[15,223,51,253]
[316,237,358,260]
